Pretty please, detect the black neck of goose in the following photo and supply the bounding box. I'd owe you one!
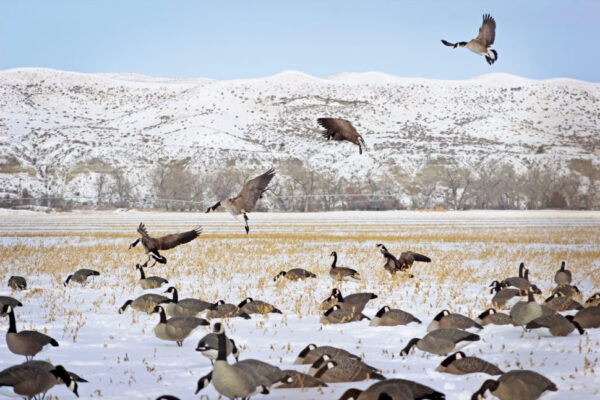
[120,300,133,312]
[7,308,17,333]
[217,330,227,361]
[524,269,529,281]
[338,388,362,400]
[171,288,178,303]
[157,308,167,323]
[64,275,72,286]
[138,267,145,280]
[472,380,498,399]
[331,253,337,268]
[527,291,535,303]
[518,263,524,278]
[560,261,565,271]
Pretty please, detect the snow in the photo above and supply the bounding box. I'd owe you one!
[1,211,599,399]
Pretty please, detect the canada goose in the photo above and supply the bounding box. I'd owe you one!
[129,223,202,267]
[308,354,380,377]
[329,251,361,282]
[552,284,583,302]
[136,264,168,289]
[195,322,270,399]
[238,297,282,315]
[376,244,431,273]
[21,360,88,384]
[63,269,100,286]
[321,305,370,324]
[273,268,316,281]
[205,168,275,234]
[8,276,27,290]
[585,293,600,307]
[554,261,572,285]
[164,286,216,317]
[313,360,385,383]
[526,314,585,337]
[294,344,361,365]
[544,292,583,312]
[2,305,59,360]
[573,306,600,328]
[441,14,498,65]
[151,305,209,346]
[510,291,543,327]
[502,269,537,291]
[206,300,251,320]
[400,328,480,356]
[235,359,289,387]
[427,310,483,331]
[0,363,78,399]
[491,288,528,310]
[317,118,366,154]
[338,378,445,400]
[475,308,512,326]
[320,288,377,312]
[370,306,422,327]
[435,352,503,375]
[196,332,239,365]
[118,293,171,314]
[471,370,557,400]
[0,296,23,316]
[277,370,328,388]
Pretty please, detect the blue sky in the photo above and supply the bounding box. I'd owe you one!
[1,0,598,81]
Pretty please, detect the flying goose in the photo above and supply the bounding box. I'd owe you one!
[317,118,366,154]
[151,305,209,346]
[238,297,282,315]
[2,305,59,360]
[64,269,100,286]
[329,251,361,282]
[206,300,251,320]
[475,308,512,326]
[308,354,380,377]
[471,370,557,400]
[0,296,23,316]
[370,306,422,327]
[313,360,385,383]
[441,14,498,65]
[554,261,572,285]
[435,352,503,375]
[338,379,445,400]
[196,332,240,365]
[585,293,600,307]
[273,268,316,281]
[320,288,377,312]
[118,293,171,314]
[0,363,78,399]
[164,286,217,317]
[136,264,168,289]
[129,223,202,267]
[8,276,27,290]
[294,344,361,365]
[526,314,585,337]
[573,306,600,328]
[400,328,480,356]
[376,244,431,274]
[321,305,370,324]
[205,168,275,234]
[427,310,483,332]
[543,292,583,312]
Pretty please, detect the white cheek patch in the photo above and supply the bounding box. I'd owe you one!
[69,381,76,390]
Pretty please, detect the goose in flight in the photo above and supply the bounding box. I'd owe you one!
[317,118,366,154]
[129,223,202,267]
[206,168,275,234]
[441,14,497,65]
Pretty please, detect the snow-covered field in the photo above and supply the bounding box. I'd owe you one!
[1,210,599,399]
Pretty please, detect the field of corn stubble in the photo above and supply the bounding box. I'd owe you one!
[1,210,599,399]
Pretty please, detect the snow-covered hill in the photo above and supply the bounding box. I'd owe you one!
[0,68,599,203]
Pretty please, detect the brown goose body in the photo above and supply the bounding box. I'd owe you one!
[277,370,327,388]
[294,344,361,365]
[2,305,58,360]
[573,306,600,328]
[427,310,483,331]
[136,264,168,289]
[129,223,201,267]
[273,268,316,281]
[118,293,171,314]
[370,306,421,327]
[308,354,380,377]
[317,118,366,154]
[320,288,377,312]
[164,287,216,317]
[552,284,583,302]
[376,244,430,274]
[0,363,78,398]
[313,359,385,383]
[151,305,209,346]
[206,300,251,320]
[321,305,370,324]
[238,297,282,315]
[544,293,583,312]
[0,296,23,315]
[492,288,527,310]
[585,293,600,307]
[471,370,557,400]
[329,251,360,282]
[554,261,572,285]
[475,308,512,326]
[8,276,27,290]
[400,328,480,356]
[64,268,100,286]
[442,14,498,65]
[196,332,239,364]
[436,352,503,375]
[339,378,445,400]
[526,314,585,337]
[21,360,87,384]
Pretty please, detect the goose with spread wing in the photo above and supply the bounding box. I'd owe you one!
[442,14,498,65]
[317,118,366,154]
[129,223,202,267]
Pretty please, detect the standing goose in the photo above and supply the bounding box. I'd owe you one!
[329,251,361,282]
[294,344,361,365]
[510,291,553,327]
[8,276,27,290]
[554,261,572,285]
[63,269,100,286]
[427,310,483,331]
[238,297,282,315]
[338,378,445,400]
[118,293,171,314]
[136,264,168,289]
[321,305,370,324]
[475,308,512,326]
[573,306,600,329]
[320,288,377,312]
[471,370,557,400]
[308,354,380,377]
[206,300,251,320]
[151,305,209,347]
[2,305,59,360]
[435,352,503,375]
[164,286,216,317]
[0,296,23,315]
[129,223,202,267]
[585,293,600,307]
[543,292,583,312]
[525,314,585,337]
[400,328,480,356]
[205,168,275,234]
[0,363,79,399]
[196,332,240,365]
[313,360,385,383]
[273,268,316,281]
[317,118,366,154]
[376,244,431,274]
[441,14,498,65]
[370,306,422,327]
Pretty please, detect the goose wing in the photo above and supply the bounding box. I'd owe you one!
[231,168,275,212]
[156,227,202,250]
[476,14,496,46]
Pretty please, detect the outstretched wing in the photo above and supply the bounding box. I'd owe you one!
[156,226,202,250]
[476,14,496,46]
[407,251,431,262]
[137,222,149,238]
[232,168,276,212]
[317,118,359,141]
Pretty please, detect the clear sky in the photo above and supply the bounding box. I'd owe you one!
[1,0,598,81]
